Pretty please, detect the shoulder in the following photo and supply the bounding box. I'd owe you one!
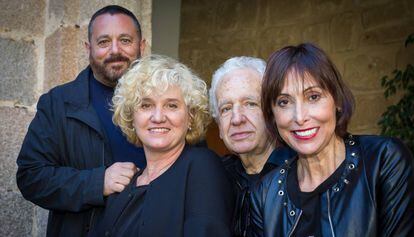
[182,146,223,167]
[355,134,412,160]
[41,67,90,102]
[354,134,413,175]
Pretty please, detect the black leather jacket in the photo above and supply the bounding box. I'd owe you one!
[251,135,414,237]
[223,147,295,237]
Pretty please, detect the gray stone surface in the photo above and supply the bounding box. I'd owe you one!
[344,49,395,91]
[0,38,38,106]
[351,93,398,130]
[0,190,34,237]
[362,1,408,30]
[302,22,331,52]
[360,23,414,46]
[266,0,311,25]
[330,12,360,52]
[44,26,84,92]
[215,1,259,31]
[0,0,46,36]
[0,107,34,192]
[33,206,48,237]
[79,1,141,24]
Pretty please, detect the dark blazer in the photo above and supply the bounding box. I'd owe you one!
[17,67,113,237]
[251,135,414,237]
[91,146,235,237]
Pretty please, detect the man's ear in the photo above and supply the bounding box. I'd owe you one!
[84,41,91,55]
[139,38,146,56]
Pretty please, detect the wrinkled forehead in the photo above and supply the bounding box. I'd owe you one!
[217,68,262,97]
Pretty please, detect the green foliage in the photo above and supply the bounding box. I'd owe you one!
[378,33,414,153]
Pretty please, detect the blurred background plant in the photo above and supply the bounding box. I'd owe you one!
[378,33,414,154]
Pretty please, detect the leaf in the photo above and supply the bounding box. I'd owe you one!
[404,33,414,47]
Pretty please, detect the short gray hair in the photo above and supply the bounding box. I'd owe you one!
[209,56,266,120]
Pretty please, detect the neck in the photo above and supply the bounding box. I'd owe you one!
[92,72,116,88]
[239,142,275,175]
[297,135,345,192]
[137,143,185,186]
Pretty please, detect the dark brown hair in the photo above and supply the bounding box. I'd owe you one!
[88,5,142,42]
[261,43,355,143]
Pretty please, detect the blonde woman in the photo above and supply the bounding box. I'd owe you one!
[90,55,234,237]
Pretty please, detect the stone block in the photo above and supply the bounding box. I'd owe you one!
[0,107,34,192]
[302,22,331,52]
[360,23,414,46]
[344,50,395,91]
[0,38,38,106]
[47,0,81,34]
[0,0,46,36]
[79,1,142,24]
[362,1,409,30]
[258,25,302,58]
[0,190,34,237]
[331,12,360,52]
[215,1,260,31]
[353,0,392,8]
[310,0,349,16]
[351,92,398,131]
[33,206,48,237]
[266,0,311,25]
[45,26,87,92]
[180,7,216,38]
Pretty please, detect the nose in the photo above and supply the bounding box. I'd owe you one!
[230,106,246,126]
[110,40,120,54]
[294,102,308,126]
[150,107,166,123]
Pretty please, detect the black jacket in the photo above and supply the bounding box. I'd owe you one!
[251,135,414,237]
[16,67,113,237]
[223,147,295,237]
[90,146,235,237]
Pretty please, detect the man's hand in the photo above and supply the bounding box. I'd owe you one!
[104,162,138,196]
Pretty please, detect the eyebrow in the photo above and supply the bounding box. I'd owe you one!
[96,34,133,41]
[279,85,322,96]
[218,95,259,108]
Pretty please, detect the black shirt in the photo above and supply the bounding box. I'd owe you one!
[105,170,147,236]
[89,76,146,168]
[223,147,296,237]
[287,159,346,237]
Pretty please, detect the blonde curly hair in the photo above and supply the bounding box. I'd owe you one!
[112,54,211,145]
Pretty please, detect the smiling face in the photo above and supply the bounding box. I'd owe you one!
[272,71,338,158]
[86,13,145,87]
[216,68,272,156]
[133,85,189,153]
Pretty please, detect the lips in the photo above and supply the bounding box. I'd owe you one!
[230,131,252,141]
[292,127,318,140]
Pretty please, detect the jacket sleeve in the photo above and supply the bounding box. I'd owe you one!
[183,151,235,237]
[378,138,414,237]
[16,93,106,212]
[250,180,265,237]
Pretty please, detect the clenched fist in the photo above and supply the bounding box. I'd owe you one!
[104,162,138,196]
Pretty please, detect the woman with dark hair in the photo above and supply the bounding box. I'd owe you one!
[251,43,414,237]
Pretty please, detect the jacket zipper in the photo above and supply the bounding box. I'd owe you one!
[327,191,335,237]
[87,142,105,233]
[288,210,302,237]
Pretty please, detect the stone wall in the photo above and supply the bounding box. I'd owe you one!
[0,1,152,236]
[179,0,414,155]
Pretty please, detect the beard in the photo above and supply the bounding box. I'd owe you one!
[90,52,140,87]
